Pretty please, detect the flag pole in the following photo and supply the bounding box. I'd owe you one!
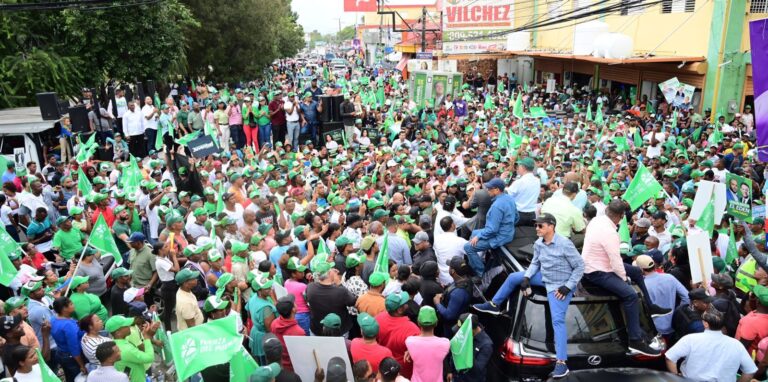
[64,236,93,296]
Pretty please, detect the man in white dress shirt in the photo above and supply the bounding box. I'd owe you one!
[506,157,540,227]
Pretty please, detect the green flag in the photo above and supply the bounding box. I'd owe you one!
[484,94,493,110]
[89,214,123,266]
[75,133,98,163]
[619,217,631,244]
[633,128,643,148]
[695,196,715,236]
[613,136,629,153]
[450,316,474,371]
[155,123,165,151]
[169,315,242,381]
[586,103,593,121]
[529,106,547,118]
[670,110,678,131]
[376,87,385,107]
[512,92,524,120]
[622,164,663,211]
[176,130,201,146]
[725,223,738,267]
[205,121,217,140]
[154,92,162,109]
[122,155,142,195]
[594,105,604,126]
[0,226,20,286]
[498,126,508,149]
[155,321,173,364]
[77,167,92,196]
[708,122,723,145]
[692,126,702,142]
[230,345,260,382]
[373,232,390,274]
[310,237,332,272]
[573,104,581,113]
[36,349,60,382]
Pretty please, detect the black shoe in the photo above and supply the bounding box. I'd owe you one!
[649,304,672,318]
[629,340,661,356]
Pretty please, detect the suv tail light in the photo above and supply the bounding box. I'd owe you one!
[501,339,553,366]
[631,353,663,361]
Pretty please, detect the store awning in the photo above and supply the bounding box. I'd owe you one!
[504,51,706,65]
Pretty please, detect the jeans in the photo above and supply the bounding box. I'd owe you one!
[464,229,494,276]
[230,124,244,149]
[548,289,575,361]
[583,271,642,340]
[145,128,157,154]
[259,123,272,148]
[492,271,543,305]
[286,120,300,149]
[306,121,319,145]
[55,351,81,382]
[296,312,311,336]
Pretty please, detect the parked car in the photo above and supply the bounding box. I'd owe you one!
[546,368,691,381]
[480,244,666,382]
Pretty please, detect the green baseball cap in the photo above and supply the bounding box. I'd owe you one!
[105,315,134,333]
[112,267,133,279]
[345,252,364,268]
[417,305,438,326]
[286,257,307,272]
[175,268,200,284]
[385,291,410,313]
[357,313,380,337]
[203,295,231,313]
[249,234,264,246]
[4,296,28,312]
[368,271,388,287]
[320,313,341,329]
[335,236,353,248]
[251,274,273,291]
[753,284,768,306]
[230,240,249,255]
[69,275,89,290]
[373,209,390,219]
[215,273,235,291]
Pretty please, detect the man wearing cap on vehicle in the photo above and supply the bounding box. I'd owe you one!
[632,217,652,247]
[106,314,157,382]
[666,310,757,382]
[299,91,322,145]
[175,268,204,330]
[506,157,539,227]
[464,177,518,277]
[375,291,420,378]
[637,254,689,342]
[350,312,393,374]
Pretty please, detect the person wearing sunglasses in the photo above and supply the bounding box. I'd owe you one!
[472,213,584,378]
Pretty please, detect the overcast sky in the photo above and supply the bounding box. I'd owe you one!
[292,0,359,35]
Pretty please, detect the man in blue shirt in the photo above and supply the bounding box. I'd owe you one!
[23,280,56,352]
[1,162,16,185]
[299,92,322,145]
[303,78,324,102]
[464,178,517,277]
[51,296,88,380]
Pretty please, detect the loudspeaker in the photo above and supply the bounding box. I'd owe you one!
[123,84,133,104]
[58,100,70,116]
[321,121,344,134]
[136,82,145,106]
[97,146,114,161]
[319,96,333,122]
[68,105,89,133]
[36,92,61,120]
[330,95,344,121]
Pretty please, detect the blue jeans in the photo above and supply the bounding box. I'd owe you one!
[583,271,642,340]
[145,128,157,154]
[296,312,311,336]
[464,229,494,276]
[548,289,575,361]
[286,120,300,150]
[229,124,244,149]
[55,351,81,382]
[491,271,544,305]
[258,123,272,147]
[306,121,319,144]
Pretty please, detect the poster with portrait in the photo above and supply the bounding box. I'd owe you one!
[658,77,680,104]
[432,74,448,107]
[725,173,752,222]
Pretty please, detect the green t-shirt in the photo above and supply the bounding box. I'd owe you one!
[177,110,189,130]
[113,220,132,255]
[52,228,83,260]
[257,105,270,126]
[70,292,108,322]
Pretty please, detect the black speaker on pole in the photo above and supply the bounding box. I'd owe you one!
[146,80,156,100]
[36,92,61,120]
[330,95,344,122]
[136,82,145,106]
[123,84,133,104]
[68,105,89,133]
[58,100,70,116]
[319,96,333,122]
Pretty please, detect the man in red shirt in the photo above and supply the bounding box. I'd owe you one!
[736,284,768,354]
[270,294,306,371]
[375,291,420,378]
[90,193,115,227]
[350,312,392,374]
[268,92,286,146]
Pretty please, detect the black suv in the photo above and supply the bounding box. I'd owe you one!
[480,229,666,382]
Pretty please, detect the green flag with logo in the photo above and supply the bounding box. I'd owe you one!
[77,167,92,196]
[230,345,259,382]
[634,129,643,148]
[586,103,593,121]
[0,226,20,286]
[450,316,474,371]
[613,136,629,153]
[169,315,242,381]
[36,349,60,382]
[512,92,524,120]
[89,214,123,266]
[594,105,604,126]
[619,217,631,244]
[373,232,390,274]
[622,164,663,211]
[695,196,715,236]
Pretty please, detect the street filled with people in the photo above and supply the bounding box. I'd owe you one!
[0,54,765,382]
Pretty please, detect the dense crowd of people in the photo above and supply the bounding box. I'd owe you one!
[0,56,765,382]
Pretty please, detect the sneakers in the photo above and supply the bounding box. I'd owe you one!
[551,361,569,379]
[648,304,672,318]
[472,302,501,315]
[629,340,662,356]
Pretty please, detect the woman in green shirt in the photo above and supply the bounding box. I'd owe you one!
[246,274,276,365]
[256,97,271,148]
[69,275,108,322]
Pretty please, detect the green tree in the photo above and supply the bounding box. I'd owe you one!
[337,25,356,41]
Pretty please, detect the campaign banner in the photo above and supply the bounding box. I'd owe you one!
[443,0,514,54]
[432,74,449,105]
[725,173,753,222]
[187,135,222,158]
[658,77,680,104]
[750,19,768,162]
[413,72,428,108]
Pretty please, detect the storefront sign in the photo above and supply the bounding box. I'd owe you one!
[442,0,513,54]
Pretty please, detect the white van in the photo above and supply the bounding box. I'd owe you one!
[0,107,59,171]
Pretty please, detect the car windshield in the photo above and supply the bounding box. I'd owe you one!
[519,299,625,343]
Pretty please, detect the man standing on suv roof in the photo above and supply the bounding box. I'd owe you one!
[581,200,667,356]
[473,213,583,379]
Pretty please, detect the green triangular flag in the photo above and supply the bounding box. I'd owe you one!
[216,184,225,216]
[586,103,593,121]
[373,232,390,274]
[613,136,629,153]
[692,126,702,142]
[622,164,663,211]
[450,316,474,371]
[230,345,260,382]
[37,349,60,382]
[695,196,715,236]
[77,167,92,196]
[634,128,643,148]
[512,92,524,120]
[594,105,604,126]
[89,214,124,266]
[0,226,20,286]
[619,217,631,244]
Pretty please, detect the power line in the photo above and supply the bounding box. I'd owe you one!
[0,0,159,12]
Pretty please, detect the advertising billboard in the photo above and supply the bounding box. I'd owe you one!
[442,0,514,54]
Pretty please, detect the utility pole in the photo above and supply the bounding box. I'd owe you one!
[421,7,427,53]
